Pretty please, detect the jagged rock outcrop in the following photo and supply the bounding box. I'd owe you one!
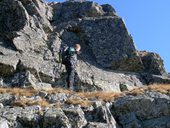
[138,51,166,75]
[0,0,169,92]
[43,108,71,128]
[112,91,170,128]
[52,1,143,72]
[0,0,52,52]
[0,1,170,127]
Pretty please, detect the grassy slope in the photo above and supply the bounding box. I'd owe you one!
[0,84,169,107]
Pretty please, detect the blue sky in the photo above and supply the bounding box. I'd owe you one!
[47,0,170,72]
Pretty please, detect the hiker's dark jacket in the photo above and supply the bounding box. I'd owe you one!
[62,47,77,68]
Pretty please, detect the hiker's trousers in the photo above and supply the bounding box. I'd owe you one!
[65,65,75,90]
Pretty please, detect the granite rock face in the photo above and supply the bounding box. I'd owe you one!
[0,0,169,92]
[138,51,166,75]
[52,1,143,72]
[0,1,170,127]
[112,91,170,128]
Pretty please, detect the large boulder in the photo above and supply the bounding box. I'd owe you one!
[138,51,166,75]
[52,1,116,24]
[0,55,18,77]
[0,0,55,87]
[74,62,144,92]
[43,108,71,128]
[63,107,87,128]
[0,107,41,128]
[0,0,52,53]
[84,104,118,128]
[140,73,170,85]
[79,17,143,71]
[0,47,19,77]
[52,1,144,72]
[112,91,170,128]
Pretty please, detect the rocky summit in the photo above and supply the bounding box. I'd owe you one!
[0,0,170,128]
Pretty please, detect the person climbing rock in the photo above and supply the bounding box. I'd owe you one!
[59,44,81,90]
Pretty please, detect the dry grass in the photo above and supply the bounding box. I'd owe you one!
[65,98,93,107]
[77,91,123,102]
[0,87,72,96]
[148,84,170,94]
[1,84,170,108]
[11,100,26,107]
[0,87,38,97]
[125,87,146,96]
[12,98,49,107]
[46,87,72,94]
[51,102,62,108]
[126,84,170,96]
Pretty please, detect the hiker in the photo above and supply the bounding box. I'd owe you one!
[59,44,81,90]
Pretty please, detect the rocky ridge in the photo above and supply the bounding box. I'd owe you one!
[0,0,170,92]
[0,0,170,127]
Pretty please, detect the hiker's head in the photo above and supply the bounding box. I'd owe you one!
[74,44,81,52]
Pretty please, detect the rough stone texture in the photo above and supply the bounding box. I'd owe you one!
[45,92,68,103]
[84,122,111,128]
[79,17,143,71]
[117,112,142,128]
[63,107,87,128]
[0,106,41,128]
[101,4,116,16]
[0,0,169,125]
[0,47,19,77]
[0,0,51,52]
[43,108,71,128]
[0,0,56,88]
[138,51,166,75]
[0,117,9,128]
[0,0,169,92]
[51,1,143,72]
[0,93,15,106]
[112,91,170,128]
[74,63,144,92]
[84,105,118,128]
[54,17,144,72]
[142,116,170,128]
[52,1,116,25]
[140,73,170,85]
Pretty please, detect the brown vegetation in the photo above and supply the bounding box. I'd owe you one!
[148,84,170,94]
[65,98,93,107]
[125,87,146,96]
[0,87,38,97]
[126,84,170,96]
[12,98,49,107]
[0,84,170,107]
[77,91,123,102]
[46,87,72,94]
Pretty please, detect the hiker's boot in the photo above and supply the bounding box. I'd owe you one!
[69,86,74,91]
